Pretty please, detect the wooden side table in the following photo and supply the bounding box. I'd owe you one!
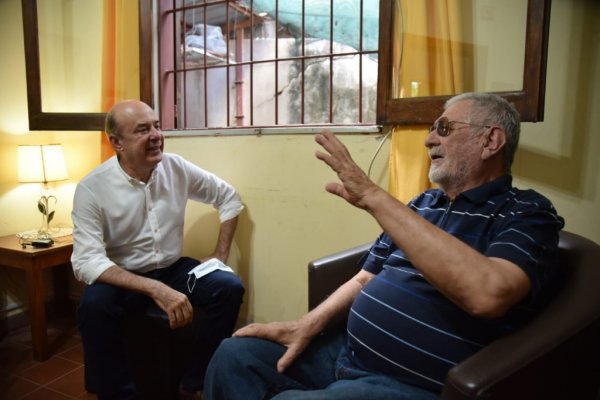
[0,234,73,361]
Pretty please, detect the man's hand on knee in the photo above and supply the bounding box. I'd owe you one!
[151,282,194,329]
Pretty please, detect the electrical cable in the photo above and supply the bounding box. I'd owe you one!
[367,126,391,179]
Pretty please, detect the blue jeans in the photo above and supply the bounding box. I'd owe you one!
[204,331,440,400]
[78,257,244,400]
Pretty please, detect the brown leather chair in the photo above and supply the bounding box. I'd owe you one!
[308,231,600,400]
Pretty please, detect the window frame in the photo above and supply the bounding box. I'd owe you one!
[375,0,551,125]
[22,0,550,131]
[154,1,381,132]
[20,0,153,131]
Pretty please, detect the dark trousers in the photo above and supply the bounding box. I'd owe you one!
[78,257,245,400]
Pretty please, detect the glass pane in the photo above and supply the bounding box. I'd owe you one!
[304,56,331,124]
[252,62,277,126]
[252,27,276,63]
[159,0,381,130]
[180,6,232,67]
[251,0,276,61]
[38,0,103,112]
[361,54,378,124]
[331,54,377,124]
[332,56,354,124]
[393,0,527,99]
[277,60,299,125]
[206,67,229,127]
[228,64,251,127]
[363,0,380,52]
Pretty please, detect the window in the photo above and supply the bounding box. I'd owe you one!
[22,0,550,131]
[376,0,551,125]
[155,0,380,131]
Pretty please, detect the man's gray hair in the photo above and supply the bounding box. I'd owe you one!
[104,108,120,138]
[445,92,520,172]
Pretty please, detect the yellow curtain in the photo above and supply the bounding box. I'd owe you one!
[388,0,464,202]
[100,0,140,162]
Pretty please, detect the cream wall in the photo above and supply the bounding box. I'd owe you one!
[1,0,599,325]
[0,0,101,321]
[513,0,600,242]
[166,135,387,323]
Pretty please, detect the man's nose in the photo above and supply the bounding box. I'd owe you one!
[424,129,438,148]
[149,127,161,140]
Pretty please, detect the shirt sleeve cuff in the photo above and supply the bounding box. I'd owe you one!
[218,201,244,222]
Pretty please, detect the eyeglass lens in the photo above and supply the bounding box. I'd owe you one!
[429,117,450,137]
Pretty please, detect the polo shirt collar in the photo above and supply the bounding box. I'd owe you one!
[457,175,513,205]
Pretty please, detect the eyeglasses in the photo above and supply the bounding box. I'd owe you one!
[429,116,491,137]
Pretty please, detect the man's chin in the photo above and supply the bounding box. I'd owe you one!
[428,169,441,184]
[147,152,163,166]
[429,169,449,187]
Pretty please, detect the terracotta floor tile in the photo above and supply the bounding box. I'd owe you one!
[0,341,37,374]
[3,316,79,355]
[56,343,84,365]
[20,387,73,400]
[17,357,80,386]
[46,365,87,398]
[1,311,87,399]
[3,325,34,348]
[0,374,39,400]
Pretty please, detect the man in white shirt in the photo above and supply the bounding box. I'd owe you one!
[71,100,245,400]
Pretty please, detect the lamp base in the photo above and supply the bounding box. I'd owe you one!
[17,227,73,241]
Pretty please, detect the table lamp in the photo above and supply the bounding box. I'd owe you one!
[17,144,68,239]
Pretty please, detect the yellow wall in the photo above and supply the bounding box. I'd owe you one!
[1,0,599,324]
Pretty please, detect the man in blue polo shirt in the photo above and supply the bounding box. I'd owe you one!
[203,93,564,400]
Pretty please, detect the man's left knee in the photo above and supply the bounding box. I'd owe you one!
[223,274,245,303]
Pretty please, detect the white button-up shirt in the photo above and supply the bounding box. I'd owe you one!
[71,153,243,284]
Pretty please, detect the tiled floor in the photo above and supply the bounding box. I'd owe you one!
[0,315,96,400]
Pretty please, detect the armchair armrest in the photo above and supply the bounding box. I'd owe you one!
[442,231,600,399]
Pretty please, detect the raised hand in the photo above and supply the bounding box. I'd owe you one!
[314,130,381,210]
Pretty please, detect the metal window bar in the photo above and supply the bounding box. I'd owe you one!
[301,0,305,125]
[160,0,376,130]
[359,0,363,123]
[329,0,333,123]
[225,4,231,127]
[274,1,279,125]
[250,0,254,126]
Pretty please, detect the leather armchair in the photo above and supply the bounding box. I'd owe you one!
[308,231,600,399]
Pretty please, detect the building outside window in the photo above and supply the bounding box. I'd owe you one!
[157,0,380,132]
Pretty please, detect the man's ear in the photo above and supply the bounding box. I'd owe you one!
[109,135,122,151]
[481,127,506,161]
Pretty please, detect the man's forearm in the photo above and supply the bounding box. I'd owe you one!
[96,265,161,297]
[301,269,374,335]
[212,216,238,261]
[361,188,529,317]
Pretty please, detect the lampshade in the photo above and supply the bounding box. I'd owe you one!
[18,144,68,183]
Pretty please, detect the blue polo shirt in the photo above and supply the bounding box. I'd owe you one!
[346,175,564,392]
